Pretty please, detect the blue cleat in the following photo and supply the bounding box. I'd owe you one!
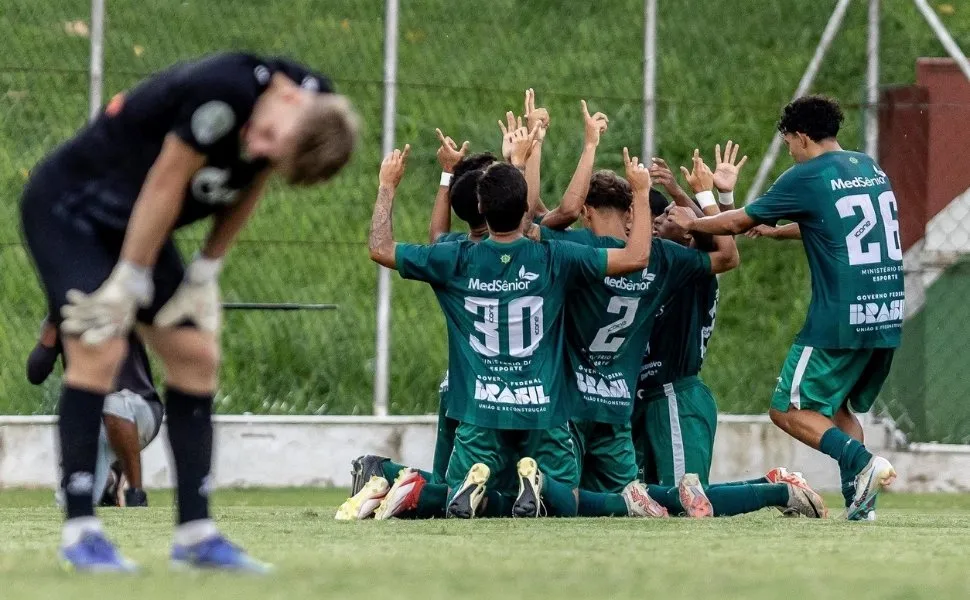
[59,532,138,573]
[171,536,273,574]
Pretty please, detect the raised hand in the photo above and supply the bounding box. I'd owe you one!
[524,88,549,141]
[435,128,468,173]
[508,123,541,168]
[499,111,523,161]
[623,147,651,193]
[667,205,697,230]
[679,149,715,193]
[649,157,683,195]
[379,144,411,188]
[713,140,748,192]
[582,100,609,147]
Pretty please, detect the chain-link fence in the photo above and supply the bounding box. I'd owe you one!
[1,1,969,443]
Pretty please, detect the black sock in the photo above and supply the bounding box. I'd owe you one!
[166,387,214,524]
[58,386,106,519]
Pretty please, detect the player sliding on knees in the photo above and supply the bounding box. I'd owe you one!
[20,52,358,572]
[666,95,902,520]
[368,128,656,518]
[28,318,162,508]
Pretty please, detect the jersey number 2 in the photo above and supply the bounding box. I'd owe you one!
[836,191,902,266]
[589,297,640,353]
[465,296,544,358]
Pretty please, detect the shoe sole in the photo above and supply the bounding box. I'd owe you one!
[448,464,489,519]
[512,459,542,518]
[336,477,389,520]
[375,472,420,520]
[678,476,713,518]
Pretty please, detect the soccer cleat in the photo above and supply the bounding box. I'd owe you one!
[60,532,138,573]
[350,455,389,496]
[785,482,827,518]
[124,488,148,507]
[678,473,713,518]
[767,467,821,517]
[846,456,896,521]
[621,481,669,518]
[335,475,389,521]
[447,463,490,519]
[512,457,545,518]
[171,535,272,574]
[375,469,427,520]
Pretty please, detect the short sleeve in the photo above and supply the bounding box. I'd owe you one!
[171,76,252,153]
[266,57,335,94]
[657,239,712,290]
[744,166,808,226]
[538,227,592,243]
[550,240,607,287]
[435,232,468,243]
[395,242,461,285]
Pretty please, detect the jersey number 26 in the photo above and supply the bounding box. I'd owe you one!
[836,191,902,266]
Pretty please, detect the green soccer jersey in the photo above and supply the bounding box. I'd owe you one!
[638,275,719,389]
[745,151,904,349]
[396,237,607,430]
[540,228,712,424]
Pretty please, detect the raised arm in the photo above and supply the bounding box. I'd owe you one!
[429,128,469,242]
[369,145,411,269]
[712,140,747,209]
[604,148,653,275]
[540,100,608,230]
[523,88,550,221]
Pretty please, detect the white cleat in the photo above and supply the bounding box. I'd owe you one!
[678,473,713,518]
[785,482,828,518]
[846,456,896,521]
[334,475,389,521]
[621,481,669,518]
[375,468,427,520]
[512,457,545,518]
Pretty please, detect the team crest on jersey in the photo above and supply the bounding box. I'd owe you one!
[191,100,235,145]
[500,254,511,264]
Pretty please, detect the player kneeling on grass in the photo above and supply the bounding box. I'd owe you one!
[28,318,161,508]
[368,140,654,519]
[666,95,901,520]
[20,52,357,572]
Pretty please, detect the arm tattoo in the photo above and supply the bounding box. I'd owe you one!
[369,185,395,254]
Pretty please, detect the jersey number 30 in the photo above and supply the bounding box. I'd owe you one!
[836,191,902,266]
[465,296,543,358]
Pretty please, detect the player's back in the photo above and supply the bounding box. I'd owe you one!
[747,150,904,348]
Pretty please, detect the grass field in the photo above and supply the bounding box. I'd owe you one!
[1,1,969,440]
[2,488,970,599]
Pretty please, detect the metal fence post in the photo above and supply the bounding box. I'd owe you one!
[88,0,105,122]
[642,0,657,161]
[865,0,880,157]
[372,0,400,417]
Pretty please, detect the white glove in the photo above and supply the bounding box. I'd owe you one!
[154,255,223,333]
[61,261,154,346]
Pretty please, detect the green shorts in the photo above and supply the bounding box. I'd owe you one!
[771,343,895,418]
[445,422,580,494]
[432,391,459,485]
[572,420,638,494]
[634,375,717,487]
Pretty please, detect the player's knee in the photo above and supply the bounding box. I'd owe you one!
[163,336,220,386]
[768,407,790,431]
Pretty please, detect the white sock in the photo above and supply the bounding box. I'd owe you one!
[61,516,102,547]
[174,519,219,546]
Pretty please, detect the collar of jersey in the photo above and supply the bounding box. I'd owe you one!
[481,236,529,248]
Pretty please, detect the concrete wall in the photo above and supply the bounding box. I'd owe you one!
[2,415,968,492]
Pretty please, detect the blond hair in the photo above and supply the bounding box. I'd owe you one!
[288,94,359,185]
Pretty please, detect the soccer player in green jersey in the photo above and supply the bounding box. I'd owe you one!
[668,95,902,519]
[368,140,654,519]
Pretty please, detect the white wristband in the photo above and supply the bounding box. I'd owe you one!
[186,254,223,284]
[440,172,453,187]
[717,190,735,206]
[695,190,717,209]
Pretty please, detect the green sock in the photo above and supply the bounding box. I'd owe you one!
[577,490,629,517]
[480,490,513,517]
[715,477,770,486]
[819,427,872,484]
[647,485,685,515]
[541,476,578,517]
[414,482,448,519]
[380,460,433,483]
[705,483,789,516]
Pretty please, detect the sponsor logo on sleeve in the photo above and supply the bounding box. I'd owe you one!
[191,100,236,145]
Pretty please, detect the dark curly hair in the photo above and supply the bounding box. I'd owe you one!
[649,189,669,217]
[477,162,527,234]
[777,95,844,142]
[448,152,496,227]
[586,170,632,213]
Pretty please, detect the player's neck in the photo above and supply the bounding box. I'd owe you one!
[468,225,488,241]
[487,229,523,243]
[805,139,843,160]
[589,215,628,242]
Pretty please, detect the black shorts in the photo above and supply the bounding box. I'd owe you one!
[20,176,185,326]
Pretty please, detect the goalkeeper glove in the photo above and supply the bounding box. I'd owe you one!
[60,261,153,345]
[154,254,223,333]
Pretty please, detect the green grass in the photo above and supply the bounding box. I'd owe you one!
[2,488,970,599]
[2,1,969,434]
